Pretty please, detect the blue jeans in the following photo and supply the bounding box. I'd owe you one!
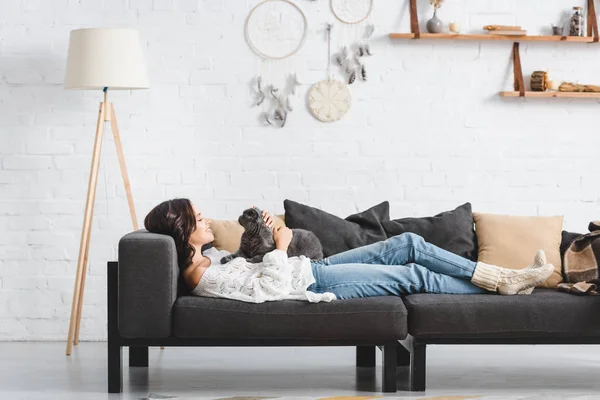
[307,232,487,299]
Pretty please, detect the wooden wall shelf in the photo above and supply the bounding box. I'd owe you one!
[394,0,600,98]
[500,91,600,98]
[389,33,598,43]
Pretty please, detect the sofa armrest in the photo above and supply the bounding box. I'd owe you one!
[118,229,179,338]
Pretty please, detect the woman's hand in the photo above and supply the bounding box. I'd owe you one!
[273,226,293,252]
[253,205,275,228]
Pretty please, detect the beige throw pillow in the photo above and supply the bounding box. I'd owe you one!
[210,214,286,253]
[473,213,564,288]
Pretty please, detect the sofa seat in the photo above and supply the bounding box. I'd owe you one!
[404,288,600,339]
[173,295,408,340]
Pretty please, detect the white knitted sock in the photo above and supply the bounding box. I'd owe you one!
[516,250,548,295]
[495,264,554,295]
[502,264,554,295]
[470,262,501,292]
[523,249,547,270]
[471,250,549,293]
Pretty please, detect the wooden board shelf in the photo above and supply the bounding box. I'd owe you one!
[500,91,600,98]
[389,33,598,42]
[395,0,600,101]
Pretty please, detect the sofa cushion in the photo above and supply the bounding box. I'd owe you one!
[382,203,478,261]
[284,199,390,257]
[473,213,564,288]
[173,295,407,340]
[404,289,600,339]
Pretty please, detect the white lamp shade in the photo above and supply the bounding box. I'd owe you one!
[65,28,149,90]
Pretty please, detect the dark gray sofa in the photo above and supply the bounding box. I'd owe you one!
[108,229,600,393]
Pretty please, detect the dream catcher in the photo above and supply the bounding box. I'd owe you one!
[245,0,307,128]
[330,0,375,85]
[308,23,351,123]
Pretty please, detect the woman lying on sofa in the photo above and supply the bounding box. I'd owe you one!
[144,198,554,303]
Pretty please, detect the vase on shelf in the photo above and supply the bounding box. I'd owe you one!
[427,10,443,34]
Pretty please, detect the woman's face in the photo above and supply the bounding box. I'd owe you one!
[189,204,214,247]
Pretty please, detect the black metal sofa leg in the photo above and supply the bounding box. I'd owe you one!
[129,346,149,367]
[356,346,376,367]
[410,343,426,391]
[382,344,398,392]
[107,261,123,393]
[397,344,411,366]
[108,340,123,393]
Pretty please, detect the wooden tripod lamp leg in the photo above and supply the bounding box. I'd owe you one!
[66,102,106,356]
[109,103,139,231]
[73,102,113,346]
[72,102,142,347]
[73,220,92,347]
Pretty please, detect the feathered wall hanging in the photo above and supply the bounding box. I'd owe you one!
[334,23,374,85]
[245,0,307,128]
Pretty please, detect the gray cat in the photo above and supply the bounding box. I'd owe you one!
[220,207,323,264]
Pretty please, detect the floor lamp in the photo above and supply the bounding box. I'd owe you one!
[64,28,149,355]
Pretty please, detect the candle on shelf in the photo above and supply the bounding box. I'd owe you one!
[548,80,560,91]
[449,21,460,33]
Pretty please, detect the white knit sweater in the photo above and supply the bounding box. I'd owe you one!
[190,247,337,303]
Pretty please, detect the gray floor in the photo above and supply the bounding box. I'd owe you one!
[1,343,600,399]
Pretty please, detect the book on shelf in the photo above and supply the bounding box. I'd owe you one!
[488,30,527,36]
[483,25,522,31]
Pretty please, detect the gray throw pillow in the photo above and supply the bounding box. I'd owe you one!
[283,199,390,257]
[381,202,478,261]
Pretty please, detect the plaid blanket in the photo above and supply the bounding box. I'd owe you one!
[557,221,600,295]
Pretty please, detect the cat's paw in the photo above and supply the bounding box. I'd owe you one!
[247,255,264,263]
[220,255,233,264]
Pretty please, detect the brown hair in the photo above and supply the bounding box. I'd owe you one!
[144,198,197,270]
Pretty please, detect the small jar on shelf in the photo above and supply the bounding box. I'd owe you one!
[570,6,585,36]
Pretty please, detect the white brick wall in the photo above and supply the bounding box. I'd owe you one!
[1,0,599,341]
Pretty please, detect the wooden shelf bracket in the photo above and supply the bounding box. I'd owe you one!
[588,0,600,42]
[512,42,525,97]
[409,0,420,39]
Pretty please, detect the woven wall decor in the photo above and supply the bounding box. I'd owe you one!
[308,80,351,122]
[245,0,308,60]
[308,23,351,123]
[331,0,373,24]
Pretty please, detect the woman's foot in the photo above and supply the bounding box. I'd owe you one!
[517,250,548,294]
[497,264,554,295]
[471,250,554,295]
[523,250,547,270]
